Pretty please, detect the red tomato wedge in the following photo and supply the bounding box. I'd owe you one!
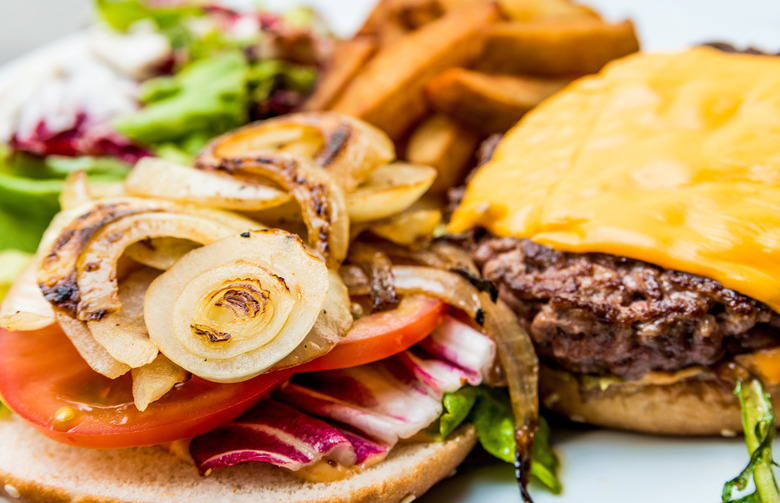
[0,296,444,449]
[298,295,446,372]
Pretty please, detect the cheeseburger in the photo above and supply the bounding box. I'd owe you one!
[449,47,780,435]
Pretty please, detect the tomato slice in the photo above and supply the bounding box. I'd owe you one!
[300,295,445,372]
[0,325,293,449]
[0,296,444,449]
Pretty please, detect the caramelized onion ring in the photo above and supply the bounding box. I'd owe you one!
[37,199,259,321]
[125,158,292,211]
[195,153,349,268]
[144,230,329,383]
[198,112,395,191]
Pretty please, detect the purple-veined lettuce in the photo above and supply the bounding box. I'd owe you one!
[190,315,496,474]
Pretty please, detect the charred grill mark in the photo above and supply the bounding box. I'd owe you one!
[215,289,267,318]
[191,324,232,343]
[452,266,499,302]
[209,155,338,264]
[349,243,399,313]
[315,123,351,168]
[40,203,138,314]
[40,271,80,314]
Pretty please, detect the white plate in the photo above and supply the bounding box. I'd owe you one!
[2,1,779,503]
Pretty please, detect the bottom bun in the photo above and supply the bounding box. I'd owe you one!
[539,364,780,436]
[0,415,476,503]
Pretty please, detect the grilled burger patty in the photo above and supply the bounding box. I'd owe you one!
[472,236,780,380]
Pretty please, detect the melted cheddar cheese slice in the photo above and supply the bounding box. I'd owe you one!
[449,47,780,311]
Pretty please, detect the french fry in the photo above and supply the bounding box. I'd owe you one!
[355,0,413,47]
[380,0,488,30]
[303,36,378,111]
[425,69,570,134]
[329,2,500,140]
[405,114,480,196]
[476,19,640,76]
[497,0,600,22]
[356,0,395,36]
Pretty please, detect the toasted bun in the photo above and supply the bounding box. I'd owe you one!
[539,364,780,436]
[0,416,476,503]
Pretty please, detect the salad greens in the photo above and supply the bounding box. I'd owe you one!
[0,250,31,301]
[440,386,562,495]
[1,0,327,258]
[96,0,200,33]
[114,53,249,151]
[114,53,317,157]
[0,148,128,253]
[723,379,780,503]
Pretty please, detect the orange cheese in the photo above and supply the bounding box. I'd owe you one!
[449,47,780,311]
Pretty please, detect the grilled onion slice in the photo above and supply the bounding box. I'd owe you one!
[0,258,55,331]
[196,154,349,268]
[347,163,437,223]
[144,229,329,383]
[124,238,201,271]
[125,157,292,211]
[368,203,442,246]
[132,354,189,412]
[37,198,259,321]
[198,112,395,191]
[272,270,353,371]
[87,268,160,368]
[56,312,131,379]
[341,264,539,489]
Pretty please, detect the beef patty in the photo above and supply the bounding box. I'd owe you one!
[472,236,780,380]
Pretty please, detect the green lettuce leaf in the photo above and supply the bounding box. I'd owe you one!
[439,386,562,494]
[0,150,129,253]
[723,379,780,503]
[248,59,317,104]
[95,0,200,32]
[0,250,32,301]
[114,52,249,147]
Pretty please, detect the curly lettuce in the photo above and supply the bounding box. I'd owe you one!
[439,386,562,495]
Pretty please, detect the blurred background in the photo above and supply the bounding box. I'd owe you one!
[0,0,90,64]
[2,0,778,65]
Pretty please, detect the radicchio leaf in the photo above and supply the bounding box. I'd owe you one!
[190,399,355,474]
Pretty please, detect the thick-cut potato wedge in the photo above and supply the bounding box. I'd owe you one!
[477,19,640,76]
[355,0,412,47]
[405,114,480,196]
[303,36,378,111]
[425,69,570,134]
[330,2,500,140]
[347,163,437,222]
[356,0,396,36]
[497,0,599,22]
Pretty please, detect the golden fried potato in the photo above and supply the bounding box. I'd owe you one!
[330,2,500,140]
[406,114,480,196]
[304,36,378,111]
[477,19,640,76]
[425,69,570,134]
[497,0,599,22]
[392,0,486,29]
